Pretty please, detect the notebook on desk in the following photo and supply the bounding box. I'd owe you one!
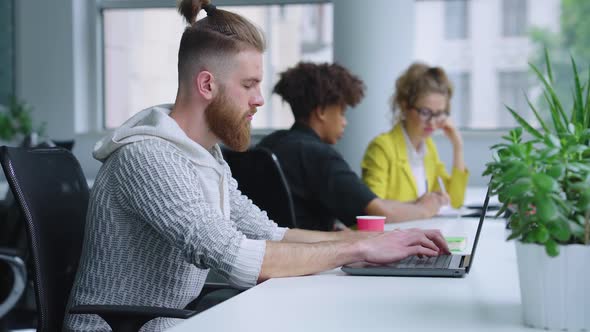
[341,188,490,278]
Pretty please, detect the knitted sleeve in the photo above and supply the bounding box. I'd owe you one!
[114,141,266,288]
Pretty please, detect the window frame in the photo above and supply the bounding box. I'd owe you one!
[501,0,528,37]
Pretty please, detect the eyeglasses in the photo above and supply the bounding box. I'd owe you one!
[413,107,449,123]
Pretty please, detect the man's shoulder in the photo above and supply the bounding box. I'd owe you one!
[109,139,188,167]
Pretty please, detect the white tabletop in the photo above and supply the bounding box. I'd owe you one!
[168,216,540,332]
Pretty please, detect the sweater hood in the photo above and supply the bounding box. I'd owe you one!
[93,104,224,169]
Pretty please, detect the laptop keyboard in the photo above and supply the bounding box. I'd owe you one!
[392,254,453,269]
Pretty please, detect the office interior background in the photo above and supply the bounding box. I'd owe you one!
[0,0,585,186]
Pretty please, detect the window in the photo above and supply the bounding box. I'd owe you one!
[0,0,14,105]
[415,0,560,129]
[444,0,469,40]
[497,71,530,127]
[502,0,527,37]
[102,3,333,129]
[448,73,471,127]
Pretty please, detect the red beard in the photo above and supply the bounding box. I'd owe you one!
[205,87,255,151]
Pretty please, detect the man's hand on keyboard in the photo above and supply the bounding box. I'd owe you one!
[359,228,451,265]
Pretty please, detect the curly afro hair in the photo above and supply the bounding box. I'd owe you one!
[273,62,365,121]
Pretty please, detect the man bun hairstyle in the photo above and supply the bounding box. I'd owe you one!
[392,62,453,114]
[273,62,365,122]
[176,0,266,84]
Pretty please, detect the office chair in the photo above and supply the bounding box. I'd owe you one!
[0,138,76,329]
[0,248,26,320]
[222,147,297,228]
[0,146,195,332]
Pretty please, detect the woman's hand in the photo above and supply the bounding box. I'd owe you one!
[440,118,463,148]
[441,118,466,172]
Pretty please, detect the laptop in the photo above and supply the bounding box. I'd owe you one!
[341,189,490,278]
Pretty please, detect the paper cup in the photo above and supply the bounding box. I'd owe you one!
[356,216,386,231]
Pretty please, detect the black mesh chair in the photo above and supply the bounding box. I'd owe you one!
[0,146,195,332]
[222,147,297,228]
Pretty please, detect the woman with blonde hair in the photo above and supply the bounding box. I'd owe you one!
[361,62,469,209]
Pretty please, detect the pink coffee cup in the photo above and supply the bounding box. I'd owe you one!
[356,216,386,231]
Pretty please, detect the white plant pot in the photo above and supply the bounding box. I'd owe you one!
[515,242,590,331]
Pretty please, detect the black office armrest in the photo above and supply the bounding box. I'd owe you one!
[70,304,195,332]
[0,247,27,319]
[197,281,242,299]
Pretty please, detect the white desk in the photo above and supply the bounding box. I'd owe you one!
[168,217,540,332]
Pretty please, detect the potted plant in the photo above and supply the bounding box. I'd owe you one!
[483,49,590,331]
[0,96,45,146]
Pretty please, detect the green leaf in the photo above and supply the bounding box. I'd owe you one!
[525,93,551,134]
[546,164,565,179]
[547,221,571,242]
[532,173,558,192]
[533,225,550,243]
[530,62,569,132]
[502,162,529,183]
[490,143,509,150]
[535,199,559,222]
[569,218,586,240]
[544,48,553,83]
[505,106,543,139]
[571,56,585,124]
[544,239,559,257]
[497,148,511,159]
[508,144,526,159]
[505,178,532,198]
[524,231,537,243]
[545,134,561,148]
[585,68,590,131]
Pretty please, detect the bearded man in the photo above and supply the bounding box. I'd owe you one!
[63,1,448,331]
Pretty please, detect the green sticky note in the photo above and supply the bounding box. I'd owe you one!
[445,236,467,252]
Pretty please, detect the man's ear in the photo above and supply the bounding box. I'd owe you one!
[194,71,215,101]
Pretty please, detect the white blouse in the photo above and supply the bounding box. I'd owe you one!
[401,126,427,196]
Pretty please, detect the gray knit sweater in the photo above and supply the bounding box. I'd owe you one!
[63,106,286,331]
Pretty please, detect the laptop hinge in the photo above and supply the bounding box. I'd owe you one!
[460,255,471,269]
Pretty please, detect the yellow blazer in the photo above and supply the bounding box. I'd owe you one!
[361,124,469,208]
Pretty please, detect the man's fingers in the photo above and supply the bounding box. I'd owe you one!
[408,245,438,257]
[418,236,439,252]
[423,229,451,254]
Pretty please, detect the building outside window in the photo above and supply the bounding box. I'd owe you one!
[101,0,561,131]
[502,0,528,37]
[448,72,471,127]
[497,71,531,127]
[444,0,469,40]
[103,4,333,130]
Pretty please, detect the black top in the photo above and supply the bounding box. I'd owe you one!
[257,123,377,231]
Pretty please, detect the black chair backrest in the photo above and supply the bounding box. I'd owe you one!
[222,147,297,228]
[0,146,89,332]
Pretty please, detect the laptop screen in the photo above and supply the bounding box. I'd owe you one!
[465,187,490,273]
